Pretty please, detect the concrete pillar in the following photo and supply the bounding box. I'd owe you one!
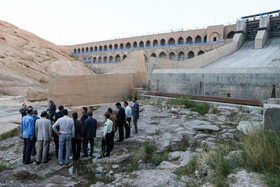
[255,17,270,49]
[233,20,247,49]
[264,104,280,136]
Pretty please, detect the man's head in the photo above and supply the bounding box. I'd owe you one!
[124,101,128,107]
[48,100,53,106]
[132,97,137,103]
[107,108,113,114]
[72,112,78,120]
[41,111,48,118]
[58,105,64,111]
[88,111,93,117]
[28,106,33,110]
[104,112,110,120]
[82,107,88,114]
[22,103,27,109]
[115,102,121,109]
[33,110,38,115]
[62,109,68,116]
[27,108,33,115]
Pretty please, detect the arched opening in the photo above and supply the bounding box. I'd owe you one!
[88,57,92,62]
[74,49,77,53]
[169,52,175,59]
[214,37,217,41]
[115,55,121,62]
[120,43,124,49]
[195,35,201,43]
[226,31,235,39]
[90,47,93,52]
[93,57,97,63]
[146,40,151,47]
[103,56,107,62]
[139,41,144,48]
[153,40,158,46]
[82,48,85,53]
[178,37,184,45]
[168,38,175,45]
[86,47,89,52]
[125,42,131,49]
[133,42,137,48]
[210,32,220,42]
[104,45,107,51]
[198,50,204,56]
[114,44,118,49]
[186,36,192,44]
[99,46,102,51]
[122,55,127,60]
[204,35,207,43]
[98,57,102,63]
[151,53,156,57]
[109,45,113,50]
[188,51,194,58]
[94,46,97,51]
[160,39,166,46]
[109,56,113,62]
[78,48,80,53]
[159,52,166,58]
[178,51,185,60]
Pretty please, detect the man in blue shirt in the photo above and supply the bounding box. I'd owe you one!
[31,110,40,156]
[21,109,35,164]
[131,97,140,134]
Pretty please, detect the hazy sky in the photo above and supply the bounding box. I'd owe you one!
[0,0,279,45]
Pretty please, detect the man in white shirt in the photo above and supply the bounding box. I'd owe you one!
[98,113,113,159]
[124,101,132,138]
[52,109,75,166]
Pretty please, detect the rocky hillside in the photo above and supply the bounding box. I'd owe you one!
[0,20,93,96]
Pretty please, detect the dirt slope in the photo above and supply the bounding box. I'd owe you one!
[0,20,94,96]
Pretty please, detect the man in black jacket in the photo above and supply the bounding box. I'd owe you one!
[80,107,88,125]
[19,103,27,118]
[47,100,56,123]
[116,102,125,142]
[83,111,97,157]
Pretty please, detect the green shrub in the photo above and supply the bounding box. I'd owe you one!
[144,140,156,155]
[151,152,169,166]
[193,102,210,115]
[264,169,280,187]
[0,126,21,141]
[0,162,12,172]
[168,96,195,108]
[175,156,199,177]
[212,108,219,114]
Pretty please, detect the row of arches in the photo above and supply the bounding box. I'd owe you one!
[150,50,204,60]
[73,31,235,53]
[84,54,127,63]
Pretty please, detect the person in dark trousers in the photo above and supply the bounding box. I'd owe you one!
[98,113,113,159]
[115,102,125,142]
[19,103,27,118]
[31,110,40,156]
[21,109,34,164]
[107,108,117,151]
[83,111,97,157]
[80,107,88,125]
[131,97,140,134]
[47,100,56,123]
[72,112,84,161]
[124,101,132,138]
[53,105,64,158]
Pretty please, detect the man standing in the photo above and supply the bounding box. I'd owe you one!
[19,103,27,118]
[52,109,75,166]
[47,100,56,123]
[35,111,52,165]
[83,111,97,158]
[31,110,40,156]
[72,112,84,160]
[53,105,64,158]
[80,107,88,125]
[124,101,132,138]
[107,108,117,151]
[98,113,113,158]
[131,97,140,134]
[21,109,34,164]
[115,102,125,142]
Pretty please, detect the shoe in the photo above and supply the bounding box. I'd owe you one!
[57,161,63,166]
[97,156,102,159]
[104,154,110,157]
[42,161,48,164]
[24,161,33,165]
[36,161,41,165]
[65,162,69,166]
[47,158,52,161]
[89,154,93,157]
[82,155,88,158]
[117,140,123,142]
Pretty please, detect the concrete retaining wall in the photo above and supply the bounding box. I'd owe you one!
[149,68,280,100]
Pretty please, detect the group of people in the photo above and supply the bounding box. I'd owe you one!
[20,97,140,166]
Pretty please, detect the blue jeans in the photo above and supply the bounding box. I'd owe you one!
[58,134,72,165]
[133,118,138,134]
[23,138,32,164]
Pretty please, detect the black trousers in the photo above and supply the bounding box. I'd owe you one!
[31,137,36,156]
[83,138,94,157]
[101,133,111,156]
[72,139,81,160]
[110,131,115,151]
[125,118,131,138]
[118,123,124,141]
[23,138,32,164]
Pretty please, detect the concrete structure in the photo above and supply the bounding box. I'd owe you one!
[264,104,280,136]
[255,17,270,49]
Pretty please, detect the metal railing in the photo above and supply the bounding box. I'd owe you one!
[73,39,225,55]
[238,10,280,22]
[84,60,121,64]
[145,57,191,62]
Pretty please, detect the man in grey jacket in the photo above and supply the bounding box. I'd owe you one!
[52,109,75,166]
[35,111,52,165]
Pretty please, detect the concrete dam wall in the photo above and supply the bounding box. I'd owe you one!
[148,68,280,100]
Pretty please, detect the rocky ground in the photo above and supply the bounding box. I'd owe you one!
[0,100,267,187]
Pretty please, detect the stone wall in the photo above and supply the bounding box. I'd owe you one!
[148,68,280,100]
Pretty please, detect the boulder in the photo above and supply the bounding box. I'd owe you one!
[227,170,265,187]
[237,121,261,134]
[157,161,179,170]
[191,125,220,132]
[264,104,280,136]
[27,88,48,101]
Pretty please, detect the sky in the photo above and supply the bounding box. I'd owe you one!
[0,0,279,45]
